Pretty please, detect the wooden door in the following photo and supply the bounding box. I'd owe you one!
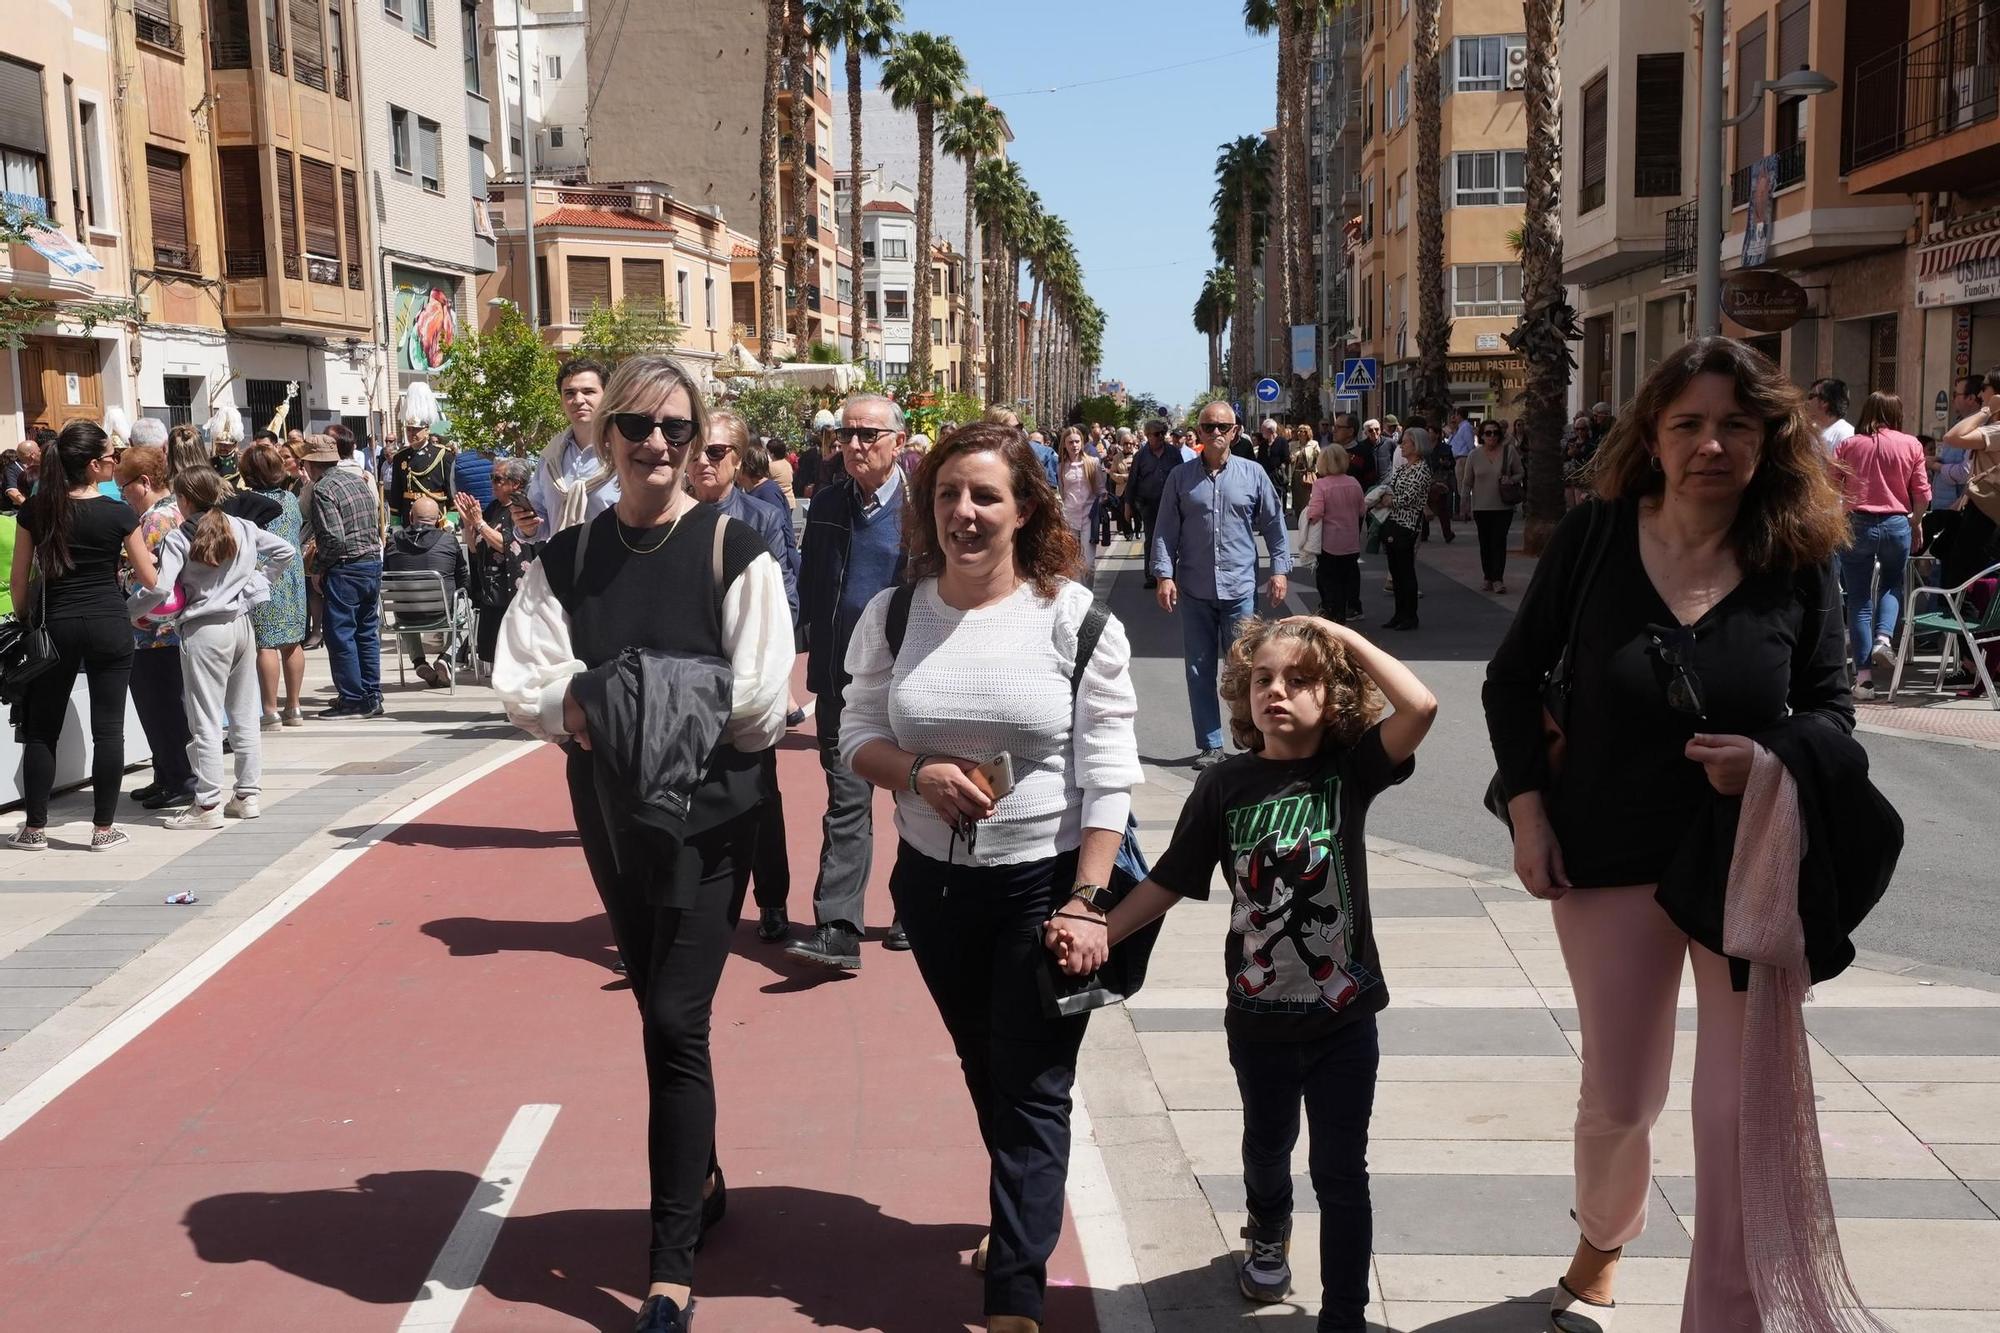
[21,337,105,431]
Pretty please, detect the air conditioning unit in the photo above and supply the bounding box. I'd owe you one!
[1505,68,1526,90]
[1506,44,1528,90]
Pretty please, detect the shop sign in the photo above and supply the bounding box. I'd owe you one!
[1721,270,1808,333]
[1916,232,2000,309]
[1447,356,1527,392]
[1954,306,1974,382]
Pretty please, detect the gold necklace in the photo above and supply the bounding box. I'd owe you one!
[615,502,686,554]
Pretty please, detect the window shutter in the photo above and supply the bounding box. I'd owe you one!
[301,156,337,255]
[1633,54,1684,196]
[340,168,362,275]
[146,147,189,251]
[274,148,299,266]
[0,55,48,157]
[134,0,172,20]
[567,256,610,313]
[1580,75,1608,211]
[1735,18,1767,166]
[217,147,265,260]
[622,258,664,307]
[418,121,440,188]
[1777,0,1810,78]
[289,0,326,86]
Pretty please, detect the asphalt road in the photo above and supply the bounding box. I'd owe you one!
[1097,534,2000,984]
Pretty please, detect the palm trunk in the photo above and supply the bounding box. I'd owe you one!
[1207,327,1221,390]
[1233,196,1255,401]
[787,11,812,349]
[847,45,865,364]
[961,165,981,400]
[1519,0,1568,553]
[1287,17,1313,328]
[911,104,936,387]
[1026,267,1044,421]
[1273,2,1296,334]
[758,0,785,363]
[1413,0,1450,421]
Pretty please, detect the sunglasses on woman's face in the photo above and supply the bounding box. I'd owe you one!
[610,413,699,445]
[684,444,733,463]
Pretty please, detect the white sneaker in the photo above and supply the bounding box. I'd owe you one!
[1870,636,1897,683]
[224,794,261,820]
[165,804,225,831]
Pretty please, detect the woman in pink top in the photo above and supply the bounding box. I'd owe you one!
[1304,439,1368,621]
[1835,391,1931,698]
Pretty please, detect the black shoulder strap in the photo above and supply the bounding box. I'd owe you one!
[1070,601,1111,701]
[885,580,918,658]
[1561,500,1616,659]
[572,508,593,583]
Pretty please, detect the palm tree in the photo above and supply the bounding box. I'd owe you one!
[1509,0,1576,552]
[970,158,1016,400]
[1213,135,1274,401]
[1194,267,1235,390]
[881,30,968,388]
[804,0,901,363]
[1412,0,1450,421]
[940,94,1006,402]
[787,5,814,347]
[758,0,788,362]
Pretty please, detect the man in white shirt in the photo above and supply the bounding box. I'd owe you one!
[1447,409,1478,518]
[527,358,617,529]
[1809,378,1854,454]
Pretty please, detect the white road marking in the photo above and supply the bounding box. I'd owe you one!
[1066,1079,1157,1333]
[0,741,538,1144]
[397,1102,561,1331]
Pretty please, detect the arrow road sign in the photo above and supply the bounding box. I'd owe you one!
[1341,357,1379,391]
[1255,378,1281,403]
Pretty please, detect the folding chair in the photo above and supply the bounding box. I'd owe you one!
[379,570,474,693]
[1888,559,2000,710]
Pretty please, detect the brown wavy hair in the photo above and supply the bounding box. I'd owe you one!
[1220,617,1385,753]
[903,421,1080,597]
[174,466,238,567]
[1594,336,1848,572]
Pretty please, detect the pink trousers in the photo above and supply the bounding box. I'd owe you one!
[1552,885,1758,1332]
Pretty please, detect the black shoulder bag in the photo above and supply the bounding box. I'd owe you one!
[884,580,1162,1016]
[1482,499,1616,828]
[0,556,60,704]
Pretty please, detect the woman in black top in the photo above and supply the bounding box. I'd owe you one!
[8,423,161,851]
[1483,337,1851,1331]
[493,356,792,1333]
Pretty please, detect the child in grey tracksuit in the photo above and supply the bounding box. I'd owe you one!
[130,467,295,827]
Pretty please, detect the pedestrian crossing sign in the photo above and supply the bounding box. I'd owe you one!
[1342,358,1379,391]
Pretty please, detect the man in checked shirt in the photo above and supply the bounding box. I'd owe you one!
[301,434,387,718]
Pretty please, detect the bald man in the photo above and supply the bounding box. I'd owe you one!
[382,495,469,687]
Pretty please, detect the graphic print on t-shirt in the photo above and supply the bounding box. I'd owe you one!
[1223,774,1378,1017]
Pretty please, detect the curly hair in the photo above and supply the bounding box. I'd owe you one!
[1219,617,1385,754]
[1594,336,1848,572]
[903,421,1080,597]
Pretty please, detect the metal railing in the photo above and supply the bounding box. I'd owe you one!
[153,242,199,272]
[1665,200,1699,279]
[347,262,363,290]
[296,53,328,92]
[268,39,286,76]
[2,190,50,221]
[282,251,301,279]
[568,302,603,325]
[212,35,252,69]
[223,249,266,278]
[306,253,341,285]
[135,13,182,51]
[1635,160,1682,198]
[1729,140,1806,207]
[1850,2,2000,172]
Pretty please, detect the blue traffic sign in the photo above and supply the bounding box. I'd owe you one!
[1255,378,1281,403]
[1342,357,1379,391]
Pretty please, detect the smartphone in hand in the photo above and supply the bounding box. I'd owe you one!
[969,752,1015,803]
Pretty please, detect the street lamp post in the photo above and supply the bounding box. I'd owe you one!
[1694,1,1837,336]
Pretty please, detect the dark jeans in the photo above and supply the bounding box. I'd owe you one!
[812,693,874,931]
[1473,508,1514,584]
[566,747,755,1286]
[21,615,134,828]
[1314,553,1360,621]
[1138,501,1162,575]
[890,842,1088,1322]
[1424,481,1455,541]
[751,747,789,912]
[1093,497,1115,546]
[320,559,382,706]
[1381,521,1419,624]
[128,644,195,795]
[1230,1015,1380,1333]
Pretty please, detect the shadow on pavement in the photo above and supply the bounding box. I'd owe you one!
[338,822,582,850]
[728,928,861,993]
[184,1172,1091,1331]
[420,912,623,975]
[1146,1252,1539,1329]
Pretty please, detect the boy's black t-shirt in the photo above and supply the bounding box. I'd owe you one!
[1149,724,1412,1043]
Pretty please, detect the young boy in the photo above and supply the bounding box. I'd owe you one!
[1051,616,1435,1330]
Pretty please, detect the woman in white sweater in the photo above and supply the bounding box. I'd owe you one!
[129,466,296,830]
[839,421,1142,1333]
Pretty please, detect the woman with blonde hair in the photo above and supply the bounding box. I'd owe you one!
[1056,425,1104,575]
[495,355,792,1333]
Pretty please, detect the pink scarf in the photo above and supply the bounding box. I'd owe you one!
[1724,744,1891,1332]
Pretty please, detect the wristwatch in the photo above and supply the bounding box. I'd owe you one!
[1068,883,1114,913]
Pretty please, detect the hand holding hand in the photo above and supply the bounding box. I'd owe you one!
[1045,907,1109,977]
[1685,733,1755,796]
[915,756,995,825]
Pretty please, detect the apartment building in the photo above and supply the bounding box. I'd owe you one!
[356,0,492,417]
[1,3,131,446]
[483,0,587,179]
[930,242,966,394]
[853,190,920,382]
[588,2,841,352]
[1335,0,1533,422]
[479,178,756,379]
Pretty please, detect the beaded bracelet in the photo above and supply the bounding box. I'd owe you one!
[908,753,932,795]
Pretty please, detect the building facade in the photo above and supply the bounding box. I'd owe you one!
[483,0,587,181]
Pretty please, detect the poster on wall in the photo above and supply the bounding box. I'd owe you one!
[1741,154,1776,269]
[392,270,461,376]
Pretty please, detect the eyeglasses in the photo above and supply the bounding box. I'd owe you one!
[1482,429,1503,439]
[610,413,699,445]
[681,443,734,463]
[1197,422,1236,435]
[1650,624,1707,719]
[836,425,890,444]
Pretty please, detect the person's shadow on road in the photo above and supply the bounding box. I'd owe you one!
[183,1171,1091,1331]
[421,912,624,977]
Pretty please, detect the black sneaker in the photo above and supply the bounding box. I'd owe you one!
[785,706,807,728]
[357,698,387,718]
[131,782,162,803]
[1238,1217,1293,1303]
[1192,748,1225,771]
[633,1294,692,1332]
[883,919,911,952]
[785,923,862,970]
[317,702,362,720]
[755,907,790,942]
[143,786,197,810]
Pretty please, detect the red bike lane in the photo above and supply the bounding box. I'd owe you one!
[0,732,1102,1331]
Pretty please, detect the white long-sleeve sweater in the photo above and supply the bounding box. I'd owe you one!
[838,577,1142,866]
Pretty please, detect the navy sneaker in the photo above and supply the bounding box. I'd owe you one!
[633,1294,691,1331]
[1238,1216,1292,1303]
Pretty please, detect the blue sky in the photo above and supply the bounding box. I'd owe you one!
[855,0,1279,410]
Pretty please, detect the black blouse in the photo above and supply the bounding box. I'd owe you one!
[1483,499,1853,888]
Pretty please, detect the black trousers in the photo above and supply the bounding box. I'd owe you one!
[128,644,196,796]
[890,842,1088,1322]
[1473,508,1514,584]
[21,615,134,828]
[566,747,756,1286]
[1314,553,1360,621]
[1380,521,1419,624]
[750,748,790,912]
[1230,1015,1380,1333]
[1138,501,1162,574]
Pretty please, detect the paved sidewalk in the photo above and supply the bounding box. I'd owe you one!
[1077,760,2000,1331]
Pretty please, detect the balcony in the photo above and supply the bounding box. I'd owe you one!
[224,249,266,278]
[135,13,183,53]
[1729,141,1806,207]
[3,191,52,222]
[306,253,341,285]
[569,303,602,325]
[1634,160,1682,198]
[153,242,199,273]
[1664,200,1699,280]
[1849,5,2000,192]
[783,217,820,241]
[268,39,286,77]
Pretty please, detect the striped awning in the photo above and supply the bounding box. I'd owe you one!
[1919,231,2000,279]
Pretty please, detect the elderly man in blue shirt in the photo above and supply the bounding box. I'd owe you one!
[1151,401,1292,769]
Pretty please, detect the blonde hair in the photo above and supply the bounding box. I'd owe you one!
[1220,617,1385,753]
[599,355,712,494]
[1317,443,1350,478]
[707,407,751,453]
